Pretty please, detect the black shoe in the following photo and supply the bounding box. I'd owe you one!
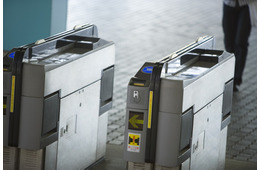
[234,78,242,86]
[233,85,239,92]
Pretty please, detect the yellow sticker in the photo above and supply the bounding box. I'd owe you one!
[127,133,141,152]
[148,91,153,129]
[10,75,16,113]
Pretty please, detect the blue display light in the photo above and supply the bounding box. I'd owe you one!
[9,52,15,59]
[142,66,153,74]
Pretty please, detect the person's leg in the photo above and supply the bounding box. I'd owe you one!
[234,5,251,86]
[222,4,238,53]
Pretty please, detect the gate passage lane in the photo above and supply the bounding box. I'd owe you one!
[67,0,257,162]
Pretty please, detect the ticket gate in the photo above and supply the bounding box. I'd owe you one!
[124,36,234,170]
[3,24,115,170]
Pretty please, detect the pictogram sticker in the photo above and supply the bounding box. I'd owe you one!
[127,133,141,152]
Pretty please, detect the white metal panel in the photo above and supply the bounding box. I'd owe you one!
[190,95,223,170]
[44,44,115,97]
[218,127,228,170]
[183,56,235,113]
[56,81,100,170]
[45,141,58,170]
[96,112,108,160]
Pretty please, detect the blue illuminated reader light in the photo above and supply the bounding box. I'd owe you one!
[9,52,15,59]
[142,66,153,74]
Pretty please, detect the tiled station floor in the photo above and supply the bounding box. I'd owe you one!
[66,0,257,165]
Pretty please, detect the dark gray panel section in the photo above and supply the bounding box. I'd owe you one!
[21,64,45,97]
[3,72,12,94]
[41,132,59,149]
[179,108,193,151]
[3,95,10,146]
[158,79,184,114]
[3,72,12,145]
[19,97,43,149]
[100,66,114,115]
[221,114,231,130]
[222,79,233,117]
[42,92,60,136]
[100,66,114,102]
[178,148,191,165]
[155,112,182,167]
[3,96,7,115]
[99,101,112,115]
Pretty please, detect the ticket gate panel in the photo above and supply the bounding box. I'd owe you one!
[124,36,234,170]
[3,24,115,170]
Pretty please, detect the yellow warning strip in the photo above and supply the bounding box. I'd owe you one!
[3,68,8,71]
[133,83,144,86]
[148,91,153,129]
[10,75,15,113]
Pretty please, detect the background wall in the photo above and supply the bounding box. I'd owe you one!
[3,0,68,50]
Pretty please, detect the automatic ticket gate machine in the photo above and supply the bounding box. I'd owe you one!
[3,24,115,170]
[124,36,235,170]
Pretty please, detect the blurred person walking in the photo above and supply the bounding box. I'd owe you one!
[222,0,256,92]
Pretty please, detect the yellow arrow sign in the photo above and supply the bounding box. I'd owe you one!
[129,115,144,129]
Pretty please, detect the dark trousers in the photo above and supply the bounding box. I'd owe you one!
[222,4,251,86]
